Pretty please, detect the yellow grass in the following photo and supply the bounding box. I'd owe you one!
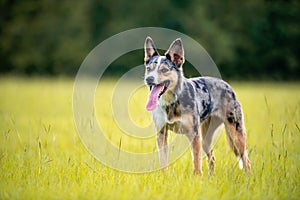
[0,77,299,199]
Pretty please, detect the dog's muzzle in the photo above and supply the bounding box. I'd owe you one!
[145,79,170,111]
[145,76,155,85]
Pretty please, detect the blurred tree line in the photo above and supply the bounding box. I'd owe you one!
[0,0,299,80]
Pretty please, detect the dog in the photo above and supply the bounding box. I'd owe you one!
[143,37,251,175]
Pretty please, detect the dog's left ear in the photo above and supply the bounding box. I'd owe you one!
[165,38,185,67]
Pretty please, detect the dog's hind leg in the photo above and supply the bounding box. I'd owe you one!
[224,104,251,173]
[201,116,223,174]
[157,126,169,171]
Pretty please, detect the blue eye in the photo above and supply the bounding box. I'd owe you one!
[161,68,169,73]
[146,66,151,71]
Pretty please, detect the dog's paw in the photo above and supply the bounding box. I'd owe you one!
[193,169,203,176]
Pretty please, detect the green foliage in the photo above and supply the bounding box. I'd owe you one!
[0,1,299,79]
[0,78,300,199]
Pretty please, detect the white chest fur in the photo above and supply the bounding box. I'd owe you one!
[151,104,189,132]
[151,106,167,131]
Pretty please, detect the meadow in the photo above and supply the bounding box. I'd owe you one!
[0,77,299,199]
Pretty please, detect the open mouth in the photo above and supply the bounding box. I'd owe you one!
[149,81,170,98]
[146,81,170,111]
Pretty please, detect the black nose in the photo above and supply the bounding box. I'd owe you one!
[146,76,154,84]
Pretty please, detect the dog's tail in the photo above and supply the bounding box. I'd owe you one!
[237,156,243,169]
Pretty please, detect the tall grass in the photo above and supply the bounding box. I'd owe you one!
[0,77,299,199]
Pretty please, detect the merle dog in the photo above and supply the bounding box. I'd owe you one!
[144,37,251,175]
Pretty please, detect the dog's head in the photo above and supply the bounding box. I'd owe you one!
[144,37,185,111]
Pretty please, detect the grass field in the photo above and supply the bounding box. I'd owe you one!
[0,77,300,199]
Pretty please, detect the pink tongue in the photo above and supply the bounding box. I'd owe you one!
[146,85,163,111]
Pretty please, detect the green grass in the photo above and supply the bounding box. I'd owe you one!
[0,77,300,199]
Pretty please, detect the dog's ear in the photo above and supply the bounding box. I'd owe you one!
[165,38,185,67]
[144,36,159,64]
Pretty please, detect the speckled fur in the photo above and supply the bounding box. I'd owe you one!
[144,37,251,174]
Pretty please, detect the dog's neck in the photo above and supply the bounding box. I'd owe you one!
[159,70,184,106]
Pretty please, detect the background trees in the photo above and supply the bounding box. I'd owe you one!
[0,0,299,80]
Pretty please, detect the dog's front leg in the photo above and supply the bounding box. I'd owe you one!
[186,131,203,175]
[157,126,168,171]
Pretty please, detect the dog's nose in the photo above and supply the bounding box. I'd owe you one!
[146,76,155,84]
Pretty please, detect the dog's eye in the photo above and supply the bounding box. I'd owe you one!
[161,68,169,73]
[146,66,151,72]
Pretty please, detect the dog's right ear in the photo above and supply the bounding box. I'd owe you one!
[144,36,159,64]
